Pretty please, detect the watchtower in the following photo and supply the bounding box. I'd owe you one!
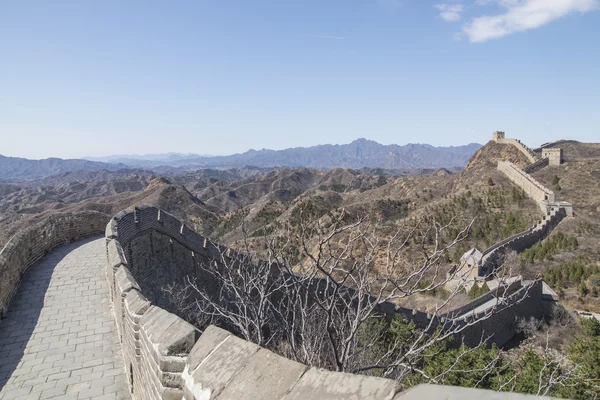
[492,131,505,141]
[542,148,562,165]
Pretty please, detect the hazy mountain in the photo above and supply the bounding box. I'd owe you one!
[0,140,482,181]
[85,153,215,166]
[92,139,483,170]
[0,154,126,180]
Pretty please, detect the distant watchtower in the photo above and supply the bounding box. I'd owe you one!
[542,148,563,165]
[492,131,505,141]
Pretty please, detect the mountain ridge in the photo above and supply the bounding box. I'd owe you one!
[0,154,126,181]
[85,138,483,169]
[1,139,482,180]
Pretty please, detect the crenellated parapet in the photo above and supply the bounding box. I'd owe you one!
[482,132,572,277]
[105,206,408,398]
[0,211,109,321]
[498,161,555,212]
[104,206,548,399]
[541,148,563,165]
[492,132,538,163]
[479,207,567,277]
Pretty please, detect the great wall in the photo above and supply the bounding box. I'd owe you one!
[104,204,550,399]
[0,133,572,399]
[475,132,573,278]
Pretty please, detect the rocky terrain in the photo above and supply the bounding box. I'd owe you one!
[2,139,598,315]
[524,141,600,313]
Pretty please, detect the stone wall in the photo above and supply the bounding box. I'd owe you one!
[495,138,538,163]
[542,148,563,165]
[451,280,543,348]
[492,131,505,141]
[479,206,566,277]
[105,206,408,399]
[522,157,549,174]
[107,218,199,399]
[105,206,550,399]
[498,161,555,211]
[0,211,109,320]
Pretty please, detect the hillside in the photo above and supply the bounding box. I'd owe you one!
[2,139,598,315]
[200,142,542,283]
[0,175,221,249]
[524,141,600,313]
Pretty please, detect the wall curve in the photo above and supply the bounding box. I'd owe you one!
[0,211,110,321]
[498,161,555,207]
[105,206,548,399]
[494,138,539,163]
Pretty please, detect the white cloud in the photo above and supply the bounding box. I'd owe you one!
[463,0,599,42]
[436,3,465,22]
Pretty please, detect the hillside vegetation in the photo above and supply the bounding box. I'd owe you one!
[2,140,598,314]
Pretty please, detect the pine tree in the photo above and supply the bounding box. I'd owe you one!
[577,282,589,297]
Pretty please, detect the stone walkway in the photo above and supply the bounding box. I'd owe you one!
[0,237,130,400]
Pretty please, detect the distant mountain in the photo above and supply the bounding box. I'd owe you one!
[94,139,483,170]
[85,153,214,166]
[0,154,126,180]
[0,140,482,181]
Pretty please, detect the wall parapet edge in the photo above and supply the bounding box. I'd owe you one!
[494,138,538,163]
[105,206,551,399]
[0,211,109,321]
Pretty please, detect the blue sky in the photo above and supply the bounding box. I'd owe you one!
[0,0,598,159]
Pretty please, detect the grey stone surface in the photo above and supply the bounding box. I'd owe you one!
[215,348,307,400]
[283,367,400,400]
[183,330,260,399]
[0,211,109,319]
[108,206,558,399]
[393,384,554,399]
[0,237,130,400]
[185,326,230,372]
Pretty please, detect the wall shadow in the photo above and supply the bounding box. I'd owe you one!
[0,236,100,391]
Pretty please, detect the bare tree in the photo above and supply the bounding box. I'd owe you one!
[171,204,583,394]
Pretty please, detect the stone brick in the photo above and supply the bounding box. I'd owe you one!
[0,238,129,400]
[283,367,399,400]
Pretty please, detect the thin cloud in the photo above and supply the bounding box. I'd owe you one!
[307,34,347,40]
[463,0,599,42]
[435,4,465,22]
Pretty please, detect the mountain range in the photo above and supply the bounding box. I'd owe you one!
[1,139,482,180]
[0,154,127,181]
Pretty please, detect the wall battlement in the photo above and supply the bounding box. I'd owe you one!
[492,133,538,164]
[541,148,563,165]
[498,161,555,211]
[0,211,109,321]
[522,157,549,174]
[492,131,506,141]
[479,207,567,277]
[105,206,547,399]
[486,134,573,277]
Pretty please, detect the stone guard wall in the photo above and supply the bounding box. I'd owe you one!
[479,207,566,277]
[495,138,538,163]
[498,161,555,209]
[0,211,109,320]
[105,205,547,399]
[522,157,549,174]
[105,205,410,399]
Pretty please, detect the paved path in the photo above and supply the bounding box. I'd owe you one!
[0,237,130,400]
